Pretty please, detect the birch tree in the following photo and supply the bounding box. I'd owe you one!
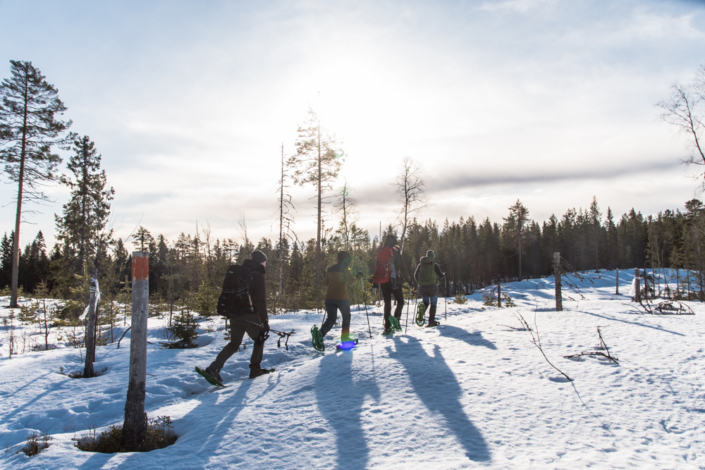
[395,157,427,253]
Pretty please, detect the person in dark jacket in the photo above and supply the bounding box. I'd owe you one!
[319,251,363,341]
[379,234,411,334]
[414,250,445,326]
[206,250,272,381]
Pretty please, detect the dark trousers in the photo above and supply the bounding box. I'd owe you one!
[321,299,351,339]
[210,313,266,372]
[381,281,404,329]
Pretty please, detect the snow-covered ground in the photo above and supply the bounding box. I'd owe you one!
[1,269,704,469]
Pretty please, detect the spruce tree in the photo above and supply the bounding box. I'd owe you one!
[55,135,115,275]
[0,60,74,307]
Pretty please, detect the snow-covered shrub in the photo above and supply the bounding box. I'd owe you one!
[22,432,52,456]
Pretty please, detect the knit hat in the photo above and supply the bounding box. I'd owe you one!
[384,234,397,248]
[426,250,435,259]
[251,250,267,264]
[337,251,351,264]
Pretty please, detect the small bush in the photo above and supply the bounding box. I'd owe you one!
[22,432,52,457]
[453,292,468,304]
[75,416,177,453]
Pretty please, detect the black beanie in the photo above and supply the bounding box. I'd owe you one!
[337,251,351,264]
[251,250,267,264]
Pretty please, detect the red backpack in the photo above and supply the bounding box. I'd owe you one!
[372,246,395,284]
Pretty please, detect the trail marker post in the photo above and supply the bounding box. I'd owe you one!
[554,252,562,312]
[616,268,619,295]
[123,252,149,449]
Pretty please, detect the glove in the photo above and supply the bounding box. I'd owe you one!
[262,321,270,333]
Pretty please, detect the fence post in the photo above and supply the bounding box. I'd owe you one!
[123,252,149,450]
[497,277,502,308]
[554,252,562,312]
[633,268,640,303]
[83,267,99,377]
[615,268,619,295]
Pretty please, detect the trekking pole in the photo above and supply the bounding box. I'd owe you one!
[444,277,447,320]
[361,279,372,338]
[404,283,410,334]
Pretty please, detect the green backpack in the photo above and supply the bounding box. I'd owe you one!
[418,257,437,285]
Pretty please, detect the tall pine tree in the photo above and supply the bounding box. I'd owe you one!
[0,60,74,307]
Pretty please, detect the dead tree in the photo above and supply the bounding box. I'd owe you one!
[83,267,99,377]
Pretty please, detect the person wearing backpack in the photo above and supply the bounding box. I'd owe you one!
[205,250,272,382]
[414,250,445,327]
[311,251,364,350]
[373,234,411,335]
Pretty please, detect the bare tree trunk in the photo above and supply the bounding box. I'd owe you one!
[315,124,322,289]
[634,268,641,303]
[83,267,98,377]
[554,252,562,311]
[123,252,149,450]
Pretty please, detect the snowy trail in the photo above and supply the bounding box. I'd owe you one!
[2,270,705,469]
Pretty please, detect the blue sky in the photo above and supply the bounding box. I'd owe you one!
[1,0,704,249]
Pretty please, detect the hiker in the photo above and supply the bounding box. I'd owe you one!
[375,234,411,335]
[206,250,272,381]
[414,250,445,327]
[313,251,364,347]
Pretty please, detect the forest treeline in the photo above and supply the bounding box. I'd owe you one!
[2,194,704,318]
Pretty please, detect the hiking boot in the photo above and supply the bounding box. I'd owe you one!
[205,366,222,383]
[428,305,437,323]
[249,367,273,379]
[382,327,394,335]
[427,320,440,327]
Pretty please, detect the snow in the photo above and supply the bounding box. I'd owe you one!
[1,269,705,469]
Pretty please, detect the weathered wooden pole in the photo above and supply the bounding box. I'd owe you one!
[615,268,619,295]
[497,277,502,308]
[633,268,641,303]
[554,252,562,312]
[123,252,149,449]
[84,267,99,377]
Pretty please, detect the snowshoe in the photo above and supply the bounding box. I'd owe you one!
[311,325,325,352]
[249,367,275,379]
[426,320,440,328]
[389,316,402,332]
[195,366,226,387]
[415,303,427,327]
[382,327,394,336]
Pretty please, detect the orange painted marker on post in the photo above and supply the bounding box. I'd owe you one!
[132,253,149,281]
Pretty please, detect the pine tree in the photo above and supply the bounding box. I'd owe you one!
[55,135,114,275]
[288,107,342,289]
[504,200,530,280]
[0,60,75,307]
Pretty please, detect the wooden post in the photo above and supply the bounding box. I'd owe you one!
[497,277,502,308]
[554,252,562,312]
[84,267,98,377]
[634,268,640,303]
[123,252,149,449]
[615,268,619,295]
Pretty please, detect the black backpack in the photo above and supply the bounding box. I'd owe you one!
[217,264,254,316]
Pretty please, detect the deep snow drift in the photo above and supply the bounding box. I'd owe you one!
[1,269,704,469]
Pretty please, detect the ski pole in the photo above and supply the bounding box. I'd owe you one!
[361,279,372,338]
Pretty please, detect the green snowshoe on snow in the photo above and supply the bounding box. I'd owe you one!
[311,325,325,352]
[195,366,226,387]
[415,303,427,327]
[389,316,402,332]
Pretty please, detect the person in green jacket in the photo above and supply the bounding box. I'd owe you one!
[314,251,363,347]
[414,250,445,327]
